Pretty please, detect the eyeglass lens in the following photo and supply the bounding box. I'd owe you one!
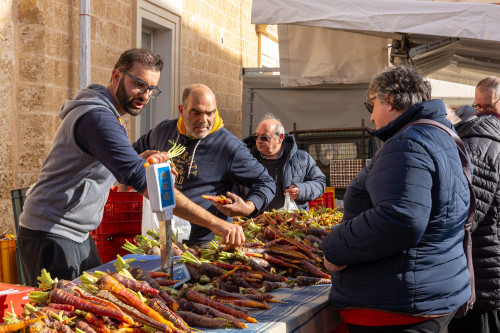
[364,96,376,114]
[123,71,161,98]
[472,98,500,110]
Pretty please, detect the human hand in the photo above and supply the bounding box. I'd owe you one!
[284,184,299,201]
[213,192,255,217]
[211,220,246,248]
[323,255,347,272]
[141,150,178,176]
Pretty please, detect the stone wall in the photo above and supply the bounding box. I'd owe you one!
[181,0,257,136]
[2,0,135,234]
[1,0,258,233]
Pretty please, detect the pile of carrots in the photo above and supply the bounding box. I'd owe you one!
[0,209,343,332]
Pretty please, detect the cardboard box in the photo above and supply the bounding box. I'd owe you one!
[0,283,37,317]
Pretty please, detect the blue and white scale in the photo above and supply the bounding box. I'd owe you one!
[145,162,176,275]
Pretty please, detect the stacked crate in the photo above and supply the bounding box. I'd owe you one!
[330,159,371,188]
[90,190,143,263]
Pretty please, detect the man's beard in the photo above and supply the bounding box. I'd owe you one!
[116,78,147,116]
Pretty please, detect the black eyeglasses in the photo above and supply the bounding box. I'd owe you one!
[472,98,500,111]
[121,71,162,98]
[253,134,274,142]
[364,96,376,113]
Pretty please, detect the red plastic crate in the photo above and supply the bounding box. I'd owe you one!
[309,192,335,210]
[92,234,136,263]
[91,189,143,237]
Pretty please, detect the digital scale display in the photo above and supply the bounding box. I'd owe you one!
[145,163,176,216]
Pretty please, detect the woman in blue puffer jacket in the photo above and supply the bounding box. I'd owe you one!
[322,65,471,333]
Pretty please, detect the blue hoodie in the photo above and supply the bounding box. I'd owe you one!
[133,118,275,245]
[322,100,471,315]
[19,84,148,242]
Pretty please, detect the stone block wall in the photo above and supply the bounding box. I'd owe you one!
[2,0,134,234]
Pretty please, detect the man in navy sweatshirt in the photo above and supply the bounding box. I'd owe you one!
[17,49,245,286]
[132,83,276,246]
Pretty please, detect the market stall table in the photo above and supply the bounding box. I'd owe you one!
[87,254,341,333]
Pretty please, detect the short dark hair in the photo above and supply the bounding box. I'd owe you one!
[113,48,164,73]
[368,65,431,112]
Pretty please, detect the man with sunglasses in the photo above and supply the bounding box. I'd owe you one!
[17,49,249,286]
[131,83,275,247]
[242,114,325,211]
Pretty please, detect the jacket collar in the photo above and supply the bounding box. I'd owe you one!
[369,100,451,142]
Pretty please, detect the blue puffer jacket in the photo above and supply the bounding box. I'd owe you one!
[244,134,326,210]
[322,100,471,315]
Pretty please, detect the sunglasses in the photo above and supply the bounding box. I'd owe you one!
[364,96,376,113]
[253,134,274,142]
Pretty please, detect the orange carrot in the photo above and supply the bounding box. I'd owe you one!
[147,271,170,278]
[0,317,46,333]
[95,290,173,332]
[99,275,177,331]
[201,195,232,205]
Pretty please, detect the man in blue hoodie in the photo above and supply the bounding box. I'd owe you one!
[18,49,245,286]
[132,83,276,246]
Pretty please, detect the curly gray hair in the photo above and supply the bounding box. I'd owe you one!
[368,65,432,112]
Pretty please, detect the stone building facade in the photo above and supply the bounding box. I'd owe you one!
[2,0,259,233]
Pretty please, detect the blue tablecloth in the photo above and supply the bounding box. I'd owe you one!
[88,255,340,333]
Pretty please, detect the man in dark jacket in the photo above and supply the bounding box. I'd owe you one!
[448,77,500,333]
[242,114,326,211]
[132,84,275,246]
[322,65,470,333]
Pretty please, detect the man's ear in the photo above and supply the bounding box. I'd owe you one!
[110,69,121,85]
[279,133,285,143]
[178,105,184,117]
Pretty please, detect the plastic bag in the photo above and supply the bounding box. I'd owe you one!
[283,192,299,211]
[141,197,191,242]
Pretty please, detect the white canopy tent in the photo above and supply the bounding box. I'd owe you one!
[251,0,500,86]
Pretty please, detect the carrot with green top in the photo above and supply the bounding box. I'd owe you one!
[111,273,159,295]
[185,289,257,323]
[0,317,46,333]
[94,289,173,332]
[128,266,180,311]
[98,275,177,330]
[32,289,136,326]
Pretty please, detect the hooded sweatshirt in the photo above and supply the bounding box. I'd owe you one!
[133,116,275,245]
[19,84,147,242]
